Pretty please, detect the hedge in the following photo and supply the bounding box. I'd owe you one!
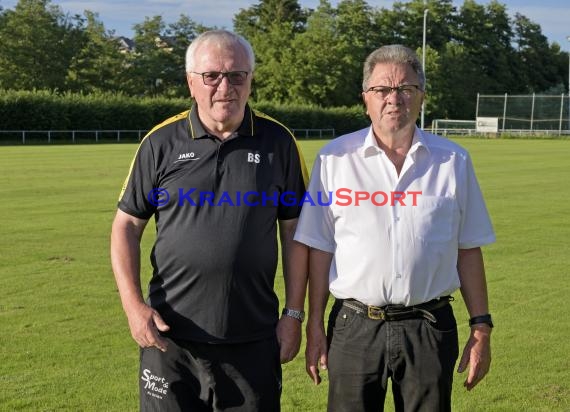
[0,90,369,138]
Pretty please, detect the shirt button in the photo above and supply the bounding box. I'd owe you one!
[395,273,402,279]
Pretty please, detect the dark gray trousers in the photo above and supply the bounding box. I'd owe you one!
[327,300,459,412]
[139,336,281,412]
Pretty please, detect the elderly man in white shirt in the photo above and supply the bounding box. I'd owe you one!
[294,44,495,412]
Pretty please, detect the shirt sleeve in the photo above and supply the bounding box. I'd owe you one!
[117,136,157,220]
[277,136,308,221]
[293,154,336,253]
[457,153,496,249]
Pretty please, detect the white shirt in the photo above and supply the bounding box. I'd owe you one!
[294,126,496,306]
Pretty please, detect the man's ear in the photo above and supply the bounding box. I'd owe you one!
[249,74,256,100]
[186,73,194,97]
[362,92,369,116]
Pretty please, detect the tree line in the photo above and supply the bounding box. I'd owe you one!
[0,0,568,122]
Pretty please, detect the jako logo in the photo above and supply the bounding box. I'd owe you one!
[248,153,260,164]
[175,152,199,162]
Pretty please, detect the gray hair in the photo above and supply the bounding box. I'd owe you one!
[362,45,425,91]
[185,30,255,73]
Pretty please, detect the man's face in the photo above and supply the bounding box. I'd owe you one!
[187,42,252,131]
[362,63,424,136]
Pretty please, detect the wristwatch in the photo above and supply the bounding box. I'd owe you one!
[282,308,305,322]
[469,314,494,328]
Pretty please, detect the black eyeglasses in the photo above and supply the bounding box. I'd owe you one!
[365,84,421,98]
[191,71,249,86]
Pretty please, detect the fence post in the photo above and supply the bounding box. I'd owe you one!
[530,93,535,131]
[475,93,480,120]
[22,131,25,145]
[558,93,564,136]
[502,93,507,131]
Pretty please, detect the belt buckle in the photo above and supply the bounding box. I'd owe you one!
[367,305,385,320]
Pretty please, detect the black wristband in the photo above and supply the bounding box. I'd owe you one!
[469,314,493,328]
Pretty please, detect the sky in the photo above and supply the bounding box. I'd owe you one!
[1,0,569,50]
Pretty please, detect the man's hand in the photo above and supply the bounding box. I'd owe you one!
[305,320,328,385]
[276,315,302,363]
[126,302,170,352]
[457,325,492,390]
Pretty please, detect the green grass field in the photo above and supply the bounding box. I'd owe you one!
[1,138,569,411]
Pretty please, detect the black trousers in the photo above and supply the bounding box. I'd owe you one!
[139,336,281,412]
[327,300,459,412]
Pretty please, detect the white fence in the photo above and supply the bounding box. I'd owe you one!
[0,130,149,144]
[431,120,477,136]
[291,128,335,139]
[0,128,335,144]
[431,120,570,137]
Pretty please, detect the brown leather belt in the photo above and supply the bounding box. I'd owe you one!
[341,296,453,323]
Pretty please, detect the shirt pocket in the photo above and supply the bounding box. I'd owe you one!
[411,196,456,243]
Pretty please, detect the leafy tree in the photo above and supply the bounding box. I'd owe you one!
[436,42,472,119]
[371,2,405,46]
[249,21,298,103]
[65,11,126,94]
[482,1,522,92]
[164,15,212,97]
[235,0,307,103]
[288,0,344,105]
[370,0,456,121]
[419,45,443,122]
[438,0,521,118]
[419,0,457,51]
[124,16,179,96]
[124,15,212,97]
[333,0,378,105]
[373,0,456,50]
[1,0,569,119]
[234,0,307,41]
[0,0,81,90]
[513,13,564,93]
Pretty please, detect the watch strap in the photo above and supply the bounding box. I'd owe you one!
[469,314,493,328]
[282,308,305,322]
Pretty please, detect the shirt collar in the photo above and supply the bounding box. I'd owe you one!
[410,127,430,156]
[360,125,430,157]
[361,126,381,157]
[188,102,255,139]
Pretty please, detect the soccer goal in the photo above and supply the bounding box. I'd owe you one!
[431,119,477,136]
[476,93,570,135]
